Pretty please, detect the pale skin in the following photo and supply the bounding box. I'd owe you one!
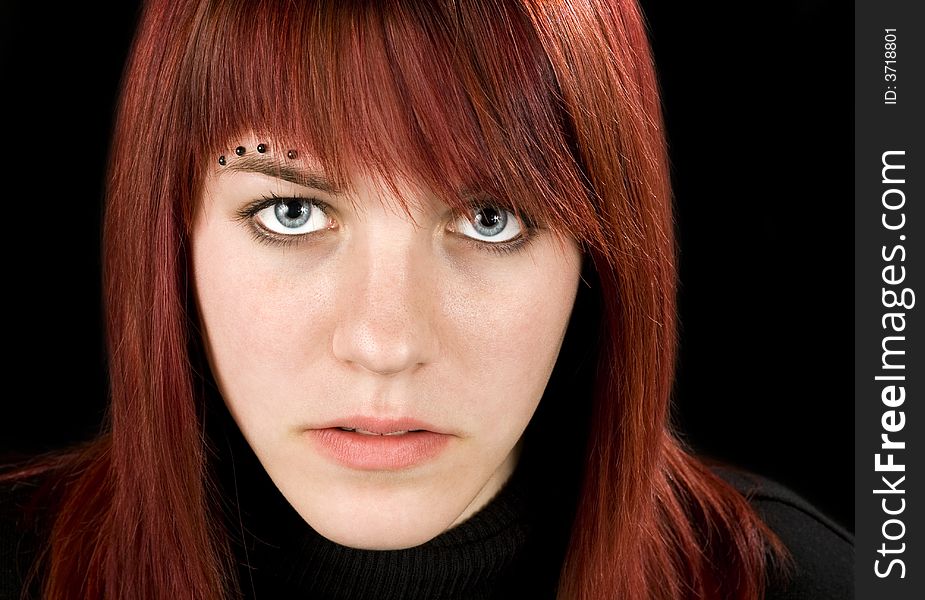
[192,135,583,550]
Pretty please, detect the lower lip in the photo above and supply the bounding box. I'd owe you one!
[307,428,451,470]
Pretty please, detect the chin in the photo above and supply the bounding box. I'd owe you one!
[316,523,446,551]
[299,499,460,550]
[275,468,487,550]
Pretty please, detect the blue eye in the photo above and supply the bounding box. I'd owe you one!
[454,205,523,243]
[253,198,332,235]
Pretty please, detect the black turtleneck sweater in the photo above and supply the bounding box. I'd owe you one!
[232,465,535,599]
[1,446,853,599]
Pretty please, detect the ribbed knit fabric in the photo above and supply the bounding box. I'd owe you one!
[234,471,533,599]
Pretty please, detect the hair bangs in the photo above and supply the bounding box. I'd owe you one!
[185,0,602,248]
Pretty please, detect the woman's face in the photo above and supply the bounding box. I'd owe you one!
[192,136,583,550]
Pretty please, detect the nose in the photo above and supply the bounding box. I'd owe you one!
[331,233,439,376]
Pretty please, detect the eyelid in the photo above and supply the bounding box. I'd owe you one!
[455,230,533,256]
[466,197,537,226]
[234,192,331,222]
[451,202,535,235]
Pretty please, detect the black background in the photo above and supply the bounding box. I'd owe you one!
[0,2,852,531]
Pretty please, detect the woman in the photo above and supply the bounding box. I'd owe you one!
[0,0,852,598]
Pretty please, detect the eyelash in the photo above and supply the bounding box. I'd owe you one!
[233,193,537,256]
[468,235,530,256]
[233,193,333,248]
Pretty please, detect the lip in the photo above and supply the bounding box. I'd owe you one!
[306,416,452,471]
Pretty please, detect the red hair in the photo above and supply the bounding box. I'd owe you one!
[4,1,785,598]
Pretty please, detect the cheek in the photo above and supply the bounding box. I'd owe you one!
[205,271,326,361]
[191,221,335,415]
[446,246,581,426]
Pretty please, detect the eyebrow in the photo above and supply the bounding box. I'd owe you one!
[221,155,344,194]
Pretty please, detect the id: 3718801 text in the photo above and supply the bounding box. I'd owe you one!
[883,28,898,105]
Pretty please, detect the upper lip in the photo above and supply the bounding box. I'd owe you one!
[311,415,449,435]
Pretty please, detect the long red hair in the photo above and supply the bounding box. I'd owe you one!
[4,1,785,598]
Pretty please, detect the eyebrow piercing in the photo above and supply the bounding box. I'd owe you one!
[218,143,297,165]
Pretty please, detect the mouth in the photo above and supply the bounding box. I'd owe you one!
[306,416,451,470]
[314,416,448,436]
[336,427,426,436]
